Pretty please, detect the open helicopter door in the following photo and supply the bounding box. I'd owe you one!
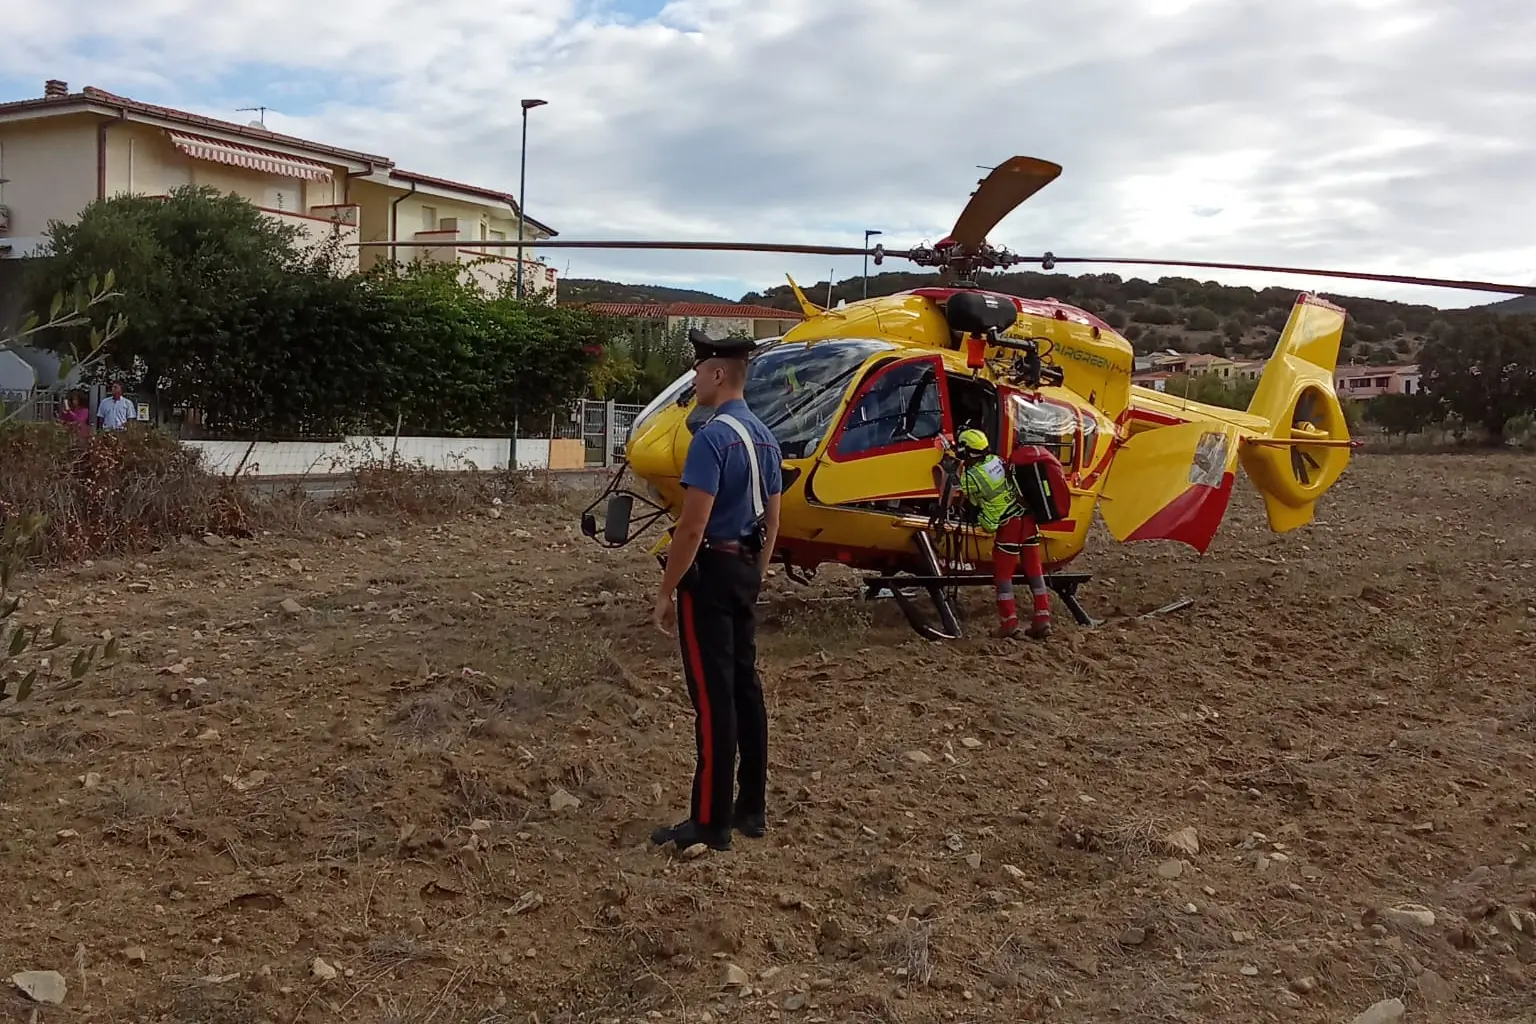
[1098,422,1245,554]
[805,354,951,509]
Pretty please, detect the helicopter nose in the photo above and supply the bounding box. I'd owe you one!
[626,416,685,484]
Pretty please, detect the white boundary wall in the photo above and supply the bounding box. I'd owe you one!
[170,400,644,477]
[184,436,542,476]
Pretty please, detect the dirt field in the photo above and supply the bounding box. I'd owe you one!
[3,453,1534,1024]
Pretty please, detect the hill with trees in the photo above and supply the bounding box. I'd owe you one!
[559,278,732,305]
[1482,293,1536,316]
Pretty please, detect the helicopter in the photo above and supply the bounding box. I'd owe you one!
[361,156,1536,640]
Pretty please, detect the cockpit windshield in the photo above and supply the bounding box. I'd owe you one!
[669,338,895,458]
[742,339,895,458]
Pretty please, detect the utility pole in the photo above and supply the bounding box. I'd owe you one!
[863,229,883,299]
[516,98,548,301]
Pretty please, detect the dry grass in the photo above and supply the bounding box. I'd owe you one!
[0,423,569,564]
[0,422,252,560]
[327,438,566,518]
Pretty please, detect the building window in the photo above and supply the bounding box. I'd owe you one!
[267,181,300,211]
[491,229,506,241]
[421,205,437,231]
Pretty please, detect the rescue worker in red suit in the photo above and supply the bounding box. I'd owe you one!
[941,428,1069,639]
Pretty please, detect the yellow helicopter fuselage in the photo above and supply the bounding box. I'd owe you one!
[618,284,1353,578]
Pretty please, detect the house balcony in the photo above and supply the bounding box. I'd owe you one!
[410,229,557,303]
[259,204,361,274]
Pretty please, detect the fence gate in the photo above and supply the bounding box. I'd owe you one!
[576,399,649,466]
[609,403,643,464]
[580,400,609,466]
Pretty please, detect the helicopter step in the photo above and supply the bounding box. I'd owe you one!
[859,529,1100,640]
[861,570,1100,637]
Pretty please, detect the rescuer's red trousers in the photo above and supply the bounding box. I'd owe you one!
[993,514,1051,639]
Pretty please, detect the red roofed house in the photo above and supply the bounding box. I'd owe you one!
[0,79,558,301]
[581,301,804,340]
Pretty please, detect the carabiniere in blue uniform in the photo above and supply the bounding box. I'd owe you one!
[651,329,783,853]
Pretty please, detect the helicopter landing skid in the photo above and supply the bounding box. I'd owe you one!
[861,569,1101,640]
[862,531,964,640]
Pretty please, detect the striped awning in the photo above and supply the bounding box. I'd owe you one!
[165,130,334,182]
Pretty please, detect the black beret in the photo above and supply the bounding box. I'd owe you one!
[689,328,756,362]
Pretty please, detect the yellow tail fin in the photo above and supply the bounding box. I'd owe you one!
[1238,293,1354,533]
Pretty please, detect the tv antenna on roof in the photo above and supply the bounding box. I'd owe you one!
[237,106,270,127]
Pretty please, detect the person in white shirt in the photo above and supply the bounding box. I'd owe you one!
[96,381,137,432]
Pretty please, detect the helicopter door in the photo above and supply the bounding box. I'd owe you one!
[806,354,950,509]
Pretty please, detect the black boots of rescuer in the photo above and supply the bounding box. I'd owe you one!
[650,808,765,851]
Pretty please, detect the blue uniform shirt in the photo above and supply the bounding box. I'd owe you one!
[680,398,783,541]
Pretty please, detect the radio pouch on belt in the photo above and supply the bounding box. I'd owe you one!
[1009,444,1070,525]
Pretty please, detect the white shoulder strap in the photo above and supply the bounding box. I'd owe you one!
[712,413,765,520]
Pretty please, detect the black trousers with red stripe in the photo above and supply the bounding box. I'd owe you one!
[676,547,767,829]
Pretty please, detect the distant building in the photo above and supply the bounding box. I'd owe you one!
[579,301,804,340]
[1131,371,1174,393]
[1335,364,1420,398]
[0,79,557,300]
[1133,355,1268,394]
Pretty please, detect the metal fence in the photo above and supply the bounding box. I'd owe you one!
[0,388,64,423]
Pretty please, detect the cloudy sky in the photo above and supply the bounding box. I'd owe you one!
[8,0,1535,308]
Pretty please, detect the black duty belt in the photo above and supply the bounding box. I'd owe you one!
[702,537,762,555]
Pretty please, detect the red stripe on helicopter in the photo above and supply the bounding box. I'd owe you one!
[1125,472,1236,554]
[1122,407,1188,428]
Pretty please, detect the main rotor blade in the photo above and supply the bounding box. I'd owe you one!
[355,239,875,258]
[353,239,1536,296]
[1040,255,1536,296]
[947,156,1063,250]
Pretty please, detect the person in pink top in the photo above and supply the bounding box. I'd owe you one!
[56,390,90,439]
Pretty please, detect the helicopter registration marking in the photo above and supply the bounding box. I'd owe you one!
[1050,341,1129,376]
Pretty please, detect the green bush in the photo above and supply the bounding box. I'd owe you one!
[1185,307,1220,331]
[25,187,616,437]
[1133,305,1177,325]
[1365,392,1442,437]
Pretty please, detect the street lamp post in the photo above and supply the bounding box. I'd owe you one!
[863,229,882,299]
[516,98,547,300]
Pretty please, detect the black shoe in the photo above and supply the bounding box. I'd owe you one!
[650,819,732,852]
[731,809,766,838]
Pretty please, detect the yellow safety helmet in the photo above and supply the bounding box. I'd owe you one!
[956,428,990,456]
